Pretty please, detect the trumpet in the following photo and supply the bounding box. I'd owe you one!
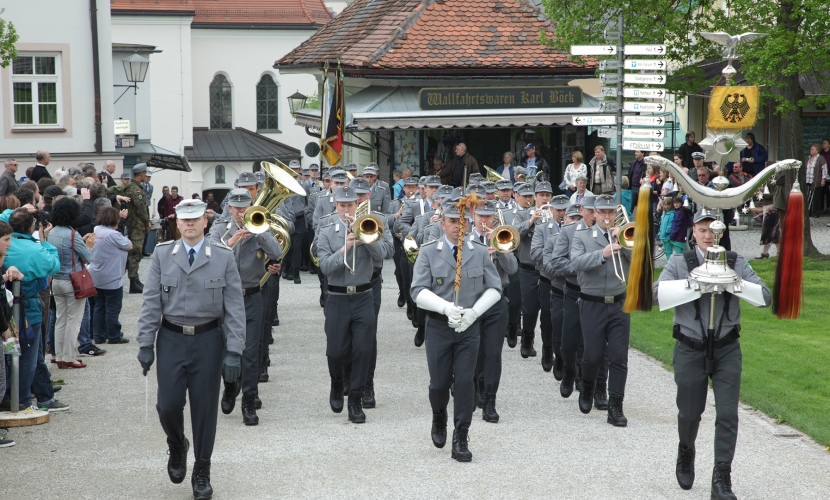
[343,199,385,275]
[535,203,554,223]
[606,204,636,284]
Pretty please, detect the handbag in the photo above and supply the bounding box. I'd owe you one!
[68,230,97,299]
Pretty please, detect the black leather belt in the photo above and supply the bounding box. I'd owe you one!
[565,281,581,292]
[162,318,221,336]
[242,286,260,297]
[426,311,448,322]
[371,269,382,280]
[519,262,537,271]
[551,286,564,297]
[327,283,372,294]
[580,292,626,304]
[539,276,551,286]
[673,325,741,351]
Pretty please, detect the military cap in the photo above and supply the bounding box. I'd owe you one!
[481,181,497,193]
[517,184,534,196]
[440,200,462,219]
[514,166,528,177]
[694,207,719,223]
[565,204,582,218]
[432,191,444,202]
[535,181,553,194]
[449,187,463,201]
[466,185,486,198]
[132,163,147,174]
[227,188,253,208]
[345,163,358,171]
[120,172,130,180]
[496,179,514,191]
[288,160,301,168]
[330,170,349,183]
[524,143,536,150]
[334,186,358,203]
[550,195,570,210]
[691,151,706,160]
[145,171,152,177]
[468,173,484,183]
[512,182,527,193]
[593,194,616,209]
[363,164,379,175]
[404,176,419,186]
[349,177,371,194]
[254,171,265,185]
[308,163,320,171]
[475,199,498,216]
[300,168,310,176]
[418,176,427,187]
[580,194,596,209]
[236,172,258,187]
[321,170,332,180]
[175,199,207,220]
[425,175,442,187]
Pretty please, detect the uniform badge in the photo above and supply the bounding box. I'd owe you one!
[256,250,263,259]
[138,194,144,200]
[593,230,597,238]
[163,285,170,293]
[436,277,443,285]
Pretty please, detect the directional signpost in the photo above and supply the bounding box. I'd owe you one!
[623,128,665,139]
[599,101,619,112]
[623,73,666,85]
[623,140,665,152]
[600,86,618,97]
[599,73,619,84]
[624,44,667,55]
[572,115,616,126]
[597,128,615,139]
[599,60,620,71]
[622,88,666,99]
[571,45,617,56]
[623,115,666,126]
[623,59,667,70]
[623,101,666,112]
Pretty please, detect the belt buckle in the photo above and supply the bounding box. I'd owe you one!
[183,325,195,336]
[604,296,614,304]
[347,285,356,294]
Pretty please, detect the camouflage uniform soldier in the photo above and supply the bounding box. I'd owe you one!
[125,163,151,293]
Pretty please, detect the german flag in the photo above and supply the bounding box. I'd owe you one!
[321,65,344,165]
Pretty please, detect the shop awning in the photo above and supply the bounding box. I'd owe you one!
[294,85,601,131]
[116,139,191,172]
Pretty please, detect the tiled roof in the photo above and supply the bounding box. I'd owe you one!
[185,128,302,162]
[275,0,595,75]
[111,0,333,27]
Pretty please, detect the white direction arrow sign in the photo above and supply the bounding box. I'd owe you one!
[623,128,665,139]
[623,87,667,99]
[599,73,620,84]
[623,140,665,152]
[597,128,616,139]
[599,60,620,71]
[572,115,616,126]
[571,45,617,56]
[599,101,619,112]
[624,44,667,55]
[623,101,666,112]
[624,73,667,85]
[600,86,618,97]
[623,115,666,126]
[603,29,620,41]
[624,59,667,70]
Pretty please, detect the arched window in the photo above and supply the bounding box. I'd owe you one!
[215,165,225,184]
[256,74,279,131]
[210,74,232,129]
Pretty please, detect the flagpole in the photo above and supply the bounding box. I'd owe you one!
[320,63,328,169]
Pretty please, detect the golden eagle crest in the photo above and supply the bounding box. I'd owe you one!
[719,93,750,123]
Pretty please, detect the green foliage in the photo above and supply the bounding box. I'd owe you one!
[305,91,320,110]
[0,18,19,68]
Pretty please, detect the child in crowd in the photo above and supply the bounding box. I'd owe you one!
[669,196,693,255]
[658,197,676,257]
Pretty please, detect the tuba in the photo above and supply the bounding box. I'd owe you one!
[484,165,506,182]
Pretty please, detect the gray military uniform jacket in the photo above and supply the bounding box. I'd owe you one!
[137,239,246,355]
[207,220,282,288]
[550,221,587,288]
[468,230,517,289]
[655,250,770,341]
[394,197,430,242]
[532,220,565,288]
[411,236,501,309]
[511,208,539,266]
[312,188,337,231]
[317,217,390,289]
[570,225,630,297]
[369,184,390,214]
[305,184,324,222]
[370,219,396,271]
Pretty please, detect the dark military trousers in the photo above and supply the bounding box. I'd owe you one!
[324,291,375,394]
[367,272,382,383]
[579,300,630,398]
[674,340,742,465]
[127,225,145,279]
[241,292,263,397]
[537,279,554,351]
[550,286,564,360]
[426,316,480,429]
[506,270,521,329]
[290,216,306,272]
[399,252,413,309]
[561,287,582,369]
[260,275,278,370]
[518,267,541,334]
[475,297,508,394]
[302,223,313,270]
[392,237,404,296]
[156,326,224,461]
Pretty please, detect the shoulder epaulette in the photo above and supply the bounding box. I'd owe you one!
[469,238,486,246]
[157,240,175,247]
[421,239,438,247]
[211,241,232,251]
[575,223,589,231]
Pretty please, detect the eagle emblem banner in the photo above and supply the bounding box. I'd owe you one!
[707,86,759,129]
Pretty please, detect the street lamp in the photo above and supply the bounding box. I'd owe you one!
[114,54,150,104]
[287,91,308,115]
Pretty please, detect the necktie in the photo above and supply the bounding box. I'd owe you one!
[603,232,610,243]
[452,246,458,262]
[188,248,195,266]
[479,234,484,244]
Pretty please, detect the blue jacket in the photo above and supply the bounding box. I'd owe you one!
[670,207,693,243]
[659,209,675,241]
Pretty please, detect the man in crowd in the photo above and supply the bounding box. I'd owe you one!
[164,186,184,239]
[739,133,768,176]
[628,150,647,212]
[0,159,19,196]
[125,164,152,293]
[30,150,52,182]
[439,143,480,187]
[678,132,703,174]
[727,161,753,188]
[521,143,550,182]
[98,160,117,187]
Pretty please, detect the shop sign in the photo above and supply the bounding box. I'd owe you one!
[419,86,583,111]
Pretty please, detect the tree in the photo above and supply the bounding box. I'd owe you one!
[0,17,19,68]
[541,0,830,256]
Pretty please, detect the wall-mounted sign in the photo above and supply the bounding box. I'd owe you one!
[114,119,131,134]
[419,86,583,111]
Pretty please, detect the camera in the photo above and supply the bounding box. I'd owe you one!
[35,210,52,226]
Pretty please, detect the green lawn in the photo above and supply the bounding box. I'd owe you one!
[631,257,830,449]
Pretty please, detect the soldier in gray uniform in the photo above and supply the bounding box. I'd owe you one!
[530,194,569,372]
[316,186,389,424]
[571,194,631,426]
[511,181,554,358]
[312,170,349,307]
[208,189,281,426]
[470,200,518,422]
[136,199,246,500]
[541,203,583,381]
[481,180,497,201]
[655,208,770,499]
[409,189,446,347]
[497,181,523,348]
[411,201,501,462]
[363,164,390,214]
[282,160,307,284]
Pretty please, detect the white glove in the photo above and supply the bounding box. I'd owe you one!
[415,289,463,324]
[454,308,479,332]
[471,288,502,317]
[443,303,464,325]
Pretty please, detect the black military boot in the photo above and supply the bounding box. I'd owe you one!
[552,353,564,381]
[347,392,366,424]
[594,381,609,411]
[506,323,518,348]
[711,463,737,499]
[272,307,280,327]
[560,367,576,398]
[483,393,499,423]
[397,291,405,308]
[343,365,352,397]
[241,395,259,426]
[676,443,695,490]
[406,303,414,321]
[520,331,537,358]
[129,279,144,294]
[220,381,239,415]
[259,365,269,383]
[413,326,425,347]
[541,347,553,372]
[254,396,262,410]
[607,395,628,427]
[329,377,344,413]
[362,380,376,409]
[474,378,485,409]
[578,380,595,414]
[191,459,213,500]
[575,365,583,393]
[166,438,189,484]
[451,427,472,462]
[431,408,448,448]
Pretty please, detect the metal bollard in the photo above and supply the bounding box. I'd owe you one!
[9,281,20,413]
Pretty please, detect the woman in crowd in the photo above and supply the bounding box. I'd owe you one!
[496,152,517,182]
[563,151,587,198]
[568,175,589,204]
[0,220,24,447]
[89,207,131,344]
[673,154,689,175]
[47,198,95,369]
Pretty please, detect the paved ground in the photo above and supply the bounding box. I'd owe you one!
[5,221,830,499]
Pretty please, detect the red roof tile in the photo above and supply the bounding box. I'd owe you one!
[275,0,595,75]
[111,0,333,26]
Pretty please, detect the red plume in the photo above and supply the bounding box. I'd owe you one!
[773,187,804,318]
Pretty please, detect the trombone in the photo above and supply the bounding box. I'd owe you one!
[606,205,636,284]
[343,199,385,275]
[489,209,520,253]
